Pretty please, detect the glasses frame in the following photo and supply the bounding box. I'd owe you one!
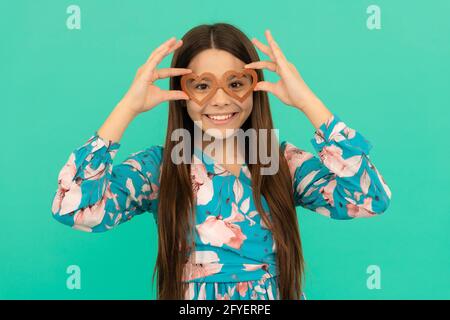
[180,68,258,105]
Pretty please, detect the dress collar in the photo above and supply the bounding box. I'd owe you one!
[192,146,252,185]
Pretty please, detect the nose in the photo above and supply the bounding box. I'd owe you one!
[209,87,231,107]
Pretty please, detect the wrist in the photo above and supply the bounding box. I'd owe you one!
[295,95,323,113]
[116,99,140,119]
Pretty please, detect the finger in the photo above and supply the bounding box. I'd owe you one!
[244,61,277,73]
[153,68,192,81]
[143,38,182,80]
[254,81,277,94]
[251,37,275,61]
[161,90,190,102]
[146,40,180,73]
[145,37,177,64]
[165,39,184,57]
[265,30,289,68]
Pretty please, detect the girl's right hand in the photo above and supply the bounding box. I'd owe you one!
[119,37,192,115]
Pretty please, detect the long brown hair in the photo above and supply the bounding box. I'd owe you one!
[152,23,304,300]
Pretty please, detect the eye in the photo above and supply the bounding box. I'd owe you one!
[229,81,244,89]
[195,83,209,90]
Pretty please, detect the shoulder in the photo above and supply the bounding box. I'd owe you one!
[279,140,315,175]
[280,140,311,160]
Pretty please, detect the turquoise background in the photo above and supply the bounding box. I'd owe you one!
[1,0,449,299]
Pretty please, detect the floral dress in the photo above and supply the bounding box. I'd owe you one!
[51,113,392,300]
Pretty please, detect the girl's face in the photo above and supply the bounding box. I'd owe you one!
[185,49,254,138]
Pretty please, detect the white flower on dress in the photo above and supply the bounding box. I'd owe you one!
[182,250,223,281]
[319,144,363,178]
[196,207,247,249]
[191,155,214,205]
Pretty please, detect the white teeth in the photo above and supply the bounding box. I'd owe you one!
[207,113,235,121]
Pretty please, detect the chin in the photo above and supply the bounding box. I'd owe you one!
[203,127,239,140]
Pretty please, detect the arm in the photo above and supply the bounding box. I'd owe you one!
[282,112,392,219]
[50,36,191,232]
[51,133,162,232]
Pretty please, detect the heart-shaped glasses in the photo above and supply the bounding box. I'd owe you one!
[180,69,258,105]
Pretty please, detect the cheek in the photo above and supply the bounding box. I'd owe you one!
[239,97,254,119]
[186,102,203,121]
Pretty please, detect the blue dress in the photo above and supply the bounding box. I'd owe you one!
[51,113,392,300]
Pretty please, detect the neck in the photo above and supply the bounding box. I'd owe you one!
[201,134,246,166]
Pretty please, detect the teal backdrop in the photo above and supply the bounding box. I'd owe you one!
[1,0,449,299]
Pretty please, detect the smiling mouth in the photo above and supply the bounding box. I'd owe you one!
[203,112,239,124]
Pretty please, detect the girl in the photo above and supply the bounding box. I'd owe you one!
[51,23,392,300]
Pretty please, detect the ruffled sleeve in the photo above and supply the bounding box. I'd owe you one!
[51,131,163,232]
[281,113,392,219]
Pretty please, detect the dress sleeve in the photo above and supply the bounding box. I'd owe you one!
[51,132,163,232]
[281,113,392,219]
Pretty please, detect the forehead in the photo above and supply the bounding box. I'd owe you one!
[187,49,245,77]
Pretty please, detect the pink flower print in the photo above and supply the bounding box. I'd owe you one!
[319,179,337,206]
[236,282,249,297]
[360,169,371,195]
[216,292,231,300]
[72,195,107,232]
[125,177,148,209]
[52,153,82,215]
[233,178,244,203]
[314,206,331,217]
[191,156,214,205]
[123,158,142,172]
[223,207,247,249]
[283,143,313,178]
[182,250,223,281]
[242,166,252,180]
[252,284,267,298]
[185,283,195,300]
[227,204,245,223]
[143,171,159,201]
[122,157,158,204]
[243,263,269,272]
[319,145,362,177]
[58,153,77,190]
[216,285,235,300]
[314,118,350,144]
[326,121,348,143]
[232,179,257,226]
[347,199,376,218]
[149,183,159,200]
[197,283,207,300]
[296,170,320,195]
[197,216,234,247]
[373,164,392,199]
[196,209,247,249]
[107,188,121,212]
[224,223,247,249]
[83,160,107,181]
[266,280,276,299]
[343,126,356,139]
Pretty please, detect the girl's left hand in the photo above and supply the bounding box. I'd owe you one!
[244,30,319,112]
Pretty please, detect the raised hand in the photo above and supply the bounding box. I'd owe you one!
[245,30,319,112]
[121,37,192,114]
